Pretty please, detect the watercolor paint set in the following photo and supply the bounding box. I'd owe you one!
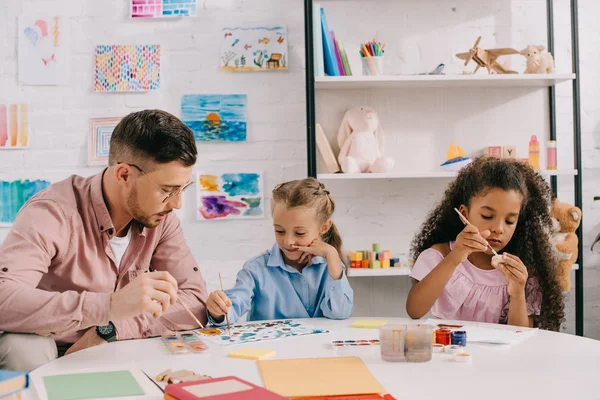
[162,332,208,354]
[331,339,380,348]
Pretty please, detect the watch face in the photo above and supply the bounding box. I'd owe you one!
[98,324,113,336]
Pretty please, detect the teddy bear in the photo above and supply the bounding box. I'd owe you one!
[337,106,394,174]
[520,45,555,74]
[550,199,581,292]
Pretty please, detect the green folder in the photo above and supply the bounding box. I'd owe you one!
[43,370,145,400]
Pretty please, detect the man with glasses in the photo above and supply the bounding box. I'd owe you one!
[0,110,208,371]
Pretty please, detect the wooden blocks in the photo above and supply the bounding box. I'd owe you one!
[503,146,516,159]
[483,146,516,159]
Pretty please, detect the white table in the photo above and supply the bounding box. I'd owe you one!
[24,317,600,400]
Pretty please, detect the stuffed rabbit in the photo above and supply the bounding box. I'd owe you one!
[337,107,394,174]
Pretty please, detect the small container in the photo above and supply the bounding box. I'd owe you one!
[162,335,188,354]
[451,330,467,347]
[362,56,383,76]
[379,324,406,362]
[547,140,557,170]
[528,135,540,170]
[435,328,452,345]
[405,324,434,363]
[444,345,464,354]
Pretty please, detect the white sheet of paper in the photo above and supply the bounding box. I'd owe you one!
[18,15,70,85]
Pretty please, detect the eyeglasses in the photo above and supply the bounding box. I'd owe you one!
[119,162,193,203]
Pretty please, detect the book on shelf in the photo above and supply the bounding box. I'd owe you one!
[319,7,339,76]
[330,30,345,76]
[313,3,325,77]
[316,124,341,173]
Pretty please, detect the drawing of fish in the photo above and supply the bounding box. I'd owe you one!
[277,36,284,44]
[224,32,232,38]
[231,39,239,47]
[244,44,252,51]
[276,32,284,36]
[258,37,270,44]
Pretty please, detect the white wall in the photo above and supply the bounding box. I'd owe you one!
[0,0,598,336]
[0,0,307,293]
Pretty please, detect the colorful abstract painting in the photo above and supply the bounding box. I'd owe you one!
[0,179,51,226]
[181,94,247,142]
[131,0,197,18]
[196,171,263,221]
[196,320,329,346]
[221,26,287,72]
[0,105,29,150]
[18,16,69,85]
[94,45,160,92]
[88,117,121,166]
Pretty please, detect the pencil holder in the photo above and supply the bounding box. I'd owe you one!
[362,56,383,76]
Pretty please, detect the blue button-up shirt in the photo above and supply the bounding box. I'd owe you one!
[208,243,354,325]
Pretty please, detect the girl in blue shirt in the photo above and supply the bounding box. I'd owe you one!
[206,178,354,325]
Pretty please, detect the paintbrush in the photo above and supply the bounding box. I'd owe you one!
[219,273,232,337]
[453,207,499,257]
[177,297,205,329]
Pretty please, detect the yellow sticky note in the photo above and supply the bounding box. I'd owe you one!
[227,348,276,360]
[351,320,388,329]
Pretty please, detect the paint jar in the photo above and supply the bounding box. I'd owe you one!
[547,140,557,170]
[450,330,467,347]
[405,324,434,363]
[435,328,452,345]
[379,324,407,362]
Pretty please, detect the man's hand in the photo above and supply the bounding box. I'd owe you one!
[109,271,178,321]
[65,327,106,356]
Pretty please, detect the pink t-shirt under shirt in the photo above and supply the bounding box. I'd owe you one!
[410,242,542,324]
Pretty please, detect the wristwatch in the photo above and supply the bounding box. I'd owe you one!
[96,321,117,342]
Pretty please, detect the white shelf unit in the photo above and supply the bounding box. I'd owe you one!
[305,0,583,331]
[317,169,578,181]
[315,74,576,90]
[348,267,411,277]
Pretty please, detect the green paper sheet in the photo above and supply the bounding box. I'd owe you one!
[43,370,145,400]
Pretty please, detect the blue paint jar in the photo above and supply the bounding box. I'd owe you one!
[451,330,467,346]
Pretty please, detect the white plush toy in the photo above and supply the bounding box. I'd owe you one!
[337,107,394,174]
[520,45,555,74]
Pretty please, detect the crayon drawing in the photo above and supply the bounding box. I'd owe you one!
[131,0,197,18]
[0,105,29,149]
[196,172,263,221]
[18,16,69,85]
[0,179,51,226]
[221,26,287,72]
[88,117,122,166]
[196,320,329,346]
[181,94,246,142]
[95,45,160,92]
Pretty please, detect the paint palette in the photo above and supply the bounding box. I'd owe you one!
[196,320,329,346]
[162,332,208,354]
[332,339,380,348]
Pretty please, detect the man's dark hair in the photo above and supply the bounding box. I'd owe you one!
[108,109,197,167]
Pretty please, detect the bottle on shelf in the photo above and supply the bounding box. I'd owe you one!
[528,135,540,170]
[547,140,557,170]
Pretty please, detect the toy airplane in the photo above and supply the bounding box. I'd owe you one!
[417,63,445,75]
[456,36,519,74]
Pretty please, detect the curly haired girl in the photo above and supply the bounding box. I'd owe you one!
[407,157,565,331]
